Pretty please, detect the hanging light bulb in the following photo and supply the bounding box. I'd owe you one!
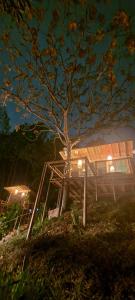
[110,165,115,172]
[107,155,112,160]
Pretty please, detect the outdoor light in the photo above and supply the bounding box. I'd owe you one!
[78,159,83,169]
[15,189,18,195]
[107,155,112,160]
[110,165,115,172]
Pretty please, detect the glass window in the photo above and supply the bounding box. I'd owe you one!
[97,158,130,175]
[114,159,130,173]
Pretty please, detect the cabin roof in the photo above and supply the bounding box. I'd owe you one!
[4,185,31,194]
[60,140,134,162]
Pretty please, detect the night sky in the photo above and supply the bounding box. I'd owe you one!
[1,0,135,132]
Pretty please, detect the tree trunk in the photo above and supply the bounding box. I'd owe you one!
[61,142,71,212]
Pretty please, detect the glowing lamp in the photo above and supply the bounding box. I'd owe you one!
[15,189,18,195]
[21,192,25,197]
[110,165,115,172]
[107,155,112,161]
[78,159,83,169]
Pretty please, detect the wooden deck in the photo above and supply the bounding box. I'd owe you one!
[68,173,135,205]
[26,157,135,237]
[47,158,135,205]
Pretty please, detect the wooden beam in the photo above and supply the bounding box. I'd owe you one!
[83,159,87,227]
[48,164,64,179]
[26,162,47,240]
[41,170,53,223]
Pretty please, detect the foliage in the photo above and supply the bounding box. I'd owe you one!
[0,0,135,153]
[0,127,59,190]
[0,0,31,23]
[0,203,22,239]
[32,210,44,235]
[0,215,8,239]
[1,199,135,298]
[0,106,10,134]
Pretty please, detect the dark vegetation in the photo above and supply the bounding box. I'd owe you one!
[0,125,61,196]
[0,203,22,239]
[1,199,135,299]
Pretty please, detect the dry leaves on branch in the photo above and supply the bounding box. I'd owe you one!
[68,21,77,31]
[95,29,105,42]
[126,37,135,55]
[87,55,96,64]
[112,10,130,29]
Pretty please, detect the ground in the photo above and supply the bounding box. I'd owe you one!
[1,198,135,299]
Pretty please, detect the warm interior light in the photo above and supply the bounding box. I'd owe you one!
[15,189,18,195]
[107,155,112,160]
[21,192,25,197]
[78,159,83,169]
[110,165,115,172]
[75,150,78,155]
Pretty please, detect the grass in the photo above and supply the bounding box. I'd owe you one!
[1,198,135,299]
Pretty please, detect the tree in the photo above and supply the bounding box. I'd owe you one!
[0,125,56,187]
[0,0,31,23]
[0,0,135,210]
[0,106,10,134]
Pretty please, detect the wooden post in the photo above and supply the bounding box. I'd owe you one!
[95,162,98,202]
[26,162,47,240]
[57,187,63,216]
[13,215,19,230]
[83,158,87,227]
[95,178,98,202]
[41,170,53,223]
[112,175,116,202]
[60,182,64,216]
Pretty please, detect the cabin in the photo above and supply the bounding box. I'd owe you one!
[39,138,135,224]
[4,185,31,209]
[24,133,135,234]
[60,139,134,177]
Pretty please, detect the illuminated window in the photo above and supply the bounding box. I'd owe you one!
[78,159,83,169]
[110,165,115,172]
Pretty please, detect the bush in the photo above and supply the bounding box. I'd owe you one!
[0,203,22,239]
